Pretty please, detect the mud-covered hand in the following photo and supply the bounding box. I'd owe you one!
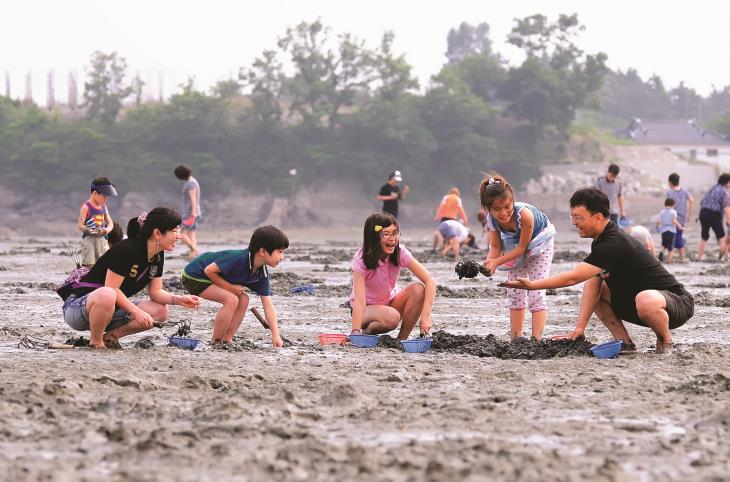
[419,315,432,335]
[552,329,585,341]
[498,277,534,290]
[483,259,500,276]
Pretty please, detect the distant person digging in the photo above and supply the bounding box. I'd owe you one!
[377,170,409,219]
[501,188,694,354]
[438,219,476,261]
[432,187,469,251]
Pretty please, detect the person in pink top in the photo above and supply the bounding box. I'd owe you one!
[350,213,436,339]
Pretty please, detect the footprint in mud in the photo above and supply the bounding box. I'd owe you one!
[666,373,730,395]
[320,383,362,407]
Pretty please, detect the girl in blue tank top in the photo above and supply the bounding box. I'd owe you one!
[480,173,556,340]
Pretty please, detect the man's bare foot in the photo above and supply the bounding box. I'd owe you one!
[89,342,106,349]
[103,333,123,350]
[620,341,637,354]
[655,341,673,354]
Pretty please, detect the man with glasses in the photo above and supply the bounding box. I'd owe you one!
[501,187,693,353]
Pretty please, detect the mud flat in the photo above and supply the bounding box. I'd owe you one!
[0,235,729,481]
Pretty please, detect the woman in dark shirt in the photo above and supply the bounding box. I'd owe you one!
[62,207,200,349]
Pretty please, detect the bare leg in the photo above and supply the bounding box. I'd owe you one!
[390,283,426,339]
[224,293,249,342]
[634,290,672,352]
[361,305,401,335]
[697,239,707,261]
[593,282,635,346]
[530,309,547,340]
[432,231,443,252]
[85,287,117,348]
[509,308,525,340]
[667,249,674,264]
[199,284,240,342]
[106,299,169,346]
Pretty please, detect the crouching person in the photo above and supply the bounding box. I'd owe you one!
[62,207,200,349]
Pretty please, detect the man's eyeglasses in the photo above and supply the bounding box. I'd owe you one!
[569,214,586,223]
[380,231,401,240]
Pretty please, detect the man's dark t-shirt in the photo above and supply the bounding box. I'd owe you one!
[584,221,683,313]
[380,183,400,217]
[73,237,164,297]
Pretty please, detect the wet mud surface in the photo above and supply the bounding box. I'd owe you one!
[0,235,729,481]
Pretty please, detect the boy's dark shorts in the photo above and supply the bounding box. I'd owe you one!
[181,276,211,296]
[673,228,685,249]
[612,287,694,330]
[661,231,675,251]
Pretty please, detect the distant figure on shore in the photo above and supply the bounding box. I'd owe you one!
[697,173,730,261]
[77,176,117,267]
[504,188,694,354]
[349,213,435,339]
[480,173,556,341]
[432,187,468,251]
[595,163,625,224]
[174,164,202,259]
[666,173,693,262]
[656,198,683,264]
[377,170,409,219]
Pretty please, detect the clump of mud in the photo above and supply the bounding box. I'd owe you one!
[64,336,90,347]
[212,339,257,351]
[134,336,156,349]
[430,331,593,359]
[693,291,730,307]
[163,277,186,293]
[437,285,502,299]
[552,250,588,263]
[269,272,323,296]
[378,335,403,350]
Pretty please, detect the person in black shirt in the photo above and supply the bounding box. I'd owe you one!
[378,170,409,218]
[62,207,201,349]
[501,188,694,353]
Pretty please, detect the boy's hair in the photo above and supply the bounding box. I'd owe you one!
[664,198,676,207]
[107,222,124,246]
[668,173,680,186]
[479,172,514,210]
[608,164,620,175]
[249,225,289,255]
[127,207,182,240]
[362,213,400,270]
[465,233,476,248]
[569,188,610,217]
[174,164,192,180]
[449,187,461,196]
[90,176,113,193]
[718,173,730,185]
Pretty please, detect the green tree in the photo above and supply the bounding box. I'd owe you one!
[240,49,285,129]
[83,51,133,124]
[445,22,493,64]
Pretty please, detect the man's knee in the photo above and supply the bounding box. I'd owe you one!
[635,291,665,316]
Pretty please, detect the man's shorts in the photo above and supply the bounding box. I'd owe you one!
[612,287,694,330]
[661,231,675,251]
[81,235,109,266]
[62,292,140,331]
[673,228,685,249]
[699,208,724,241]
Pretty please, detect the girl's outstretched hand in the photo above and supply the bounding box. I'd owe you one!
[483,259,499,276]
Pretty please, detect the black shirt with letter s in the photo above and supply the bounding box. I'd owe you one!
[73,237,164,298]
[583,221,683,305]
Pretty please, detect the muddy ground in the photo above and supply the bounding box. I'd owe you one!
[0,233,729,481]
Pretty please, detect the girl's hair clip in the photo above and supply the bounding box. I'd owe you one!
[137,211,148,226]
[374,225,383,232]
[488,177,500,185]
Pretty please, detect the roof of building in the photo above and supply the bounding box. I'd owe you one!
[618,118,730,146]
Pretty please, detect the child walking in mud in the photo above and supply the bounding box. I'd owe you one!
[480,173,556,340]
[76,176,117,266]
[349,213,436,339]
[181,225,288,347]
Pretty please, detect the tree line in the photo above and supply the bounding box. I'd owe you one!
[1,15,727,200]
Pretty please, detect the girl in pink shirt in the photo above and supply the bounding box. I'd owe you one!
[350,213,436,339]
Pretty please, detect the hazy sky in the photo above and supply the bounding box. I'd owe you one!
[2,0,729,105]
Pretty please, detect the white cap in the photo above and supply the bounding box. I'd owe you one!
[389,170,403,182]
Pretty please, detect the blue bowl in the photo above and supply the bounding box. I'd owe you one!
[590,340,623,359]
[168,336,199,350]
[290,285,316,295]
[400,338,432,353]
[348,334,380,348]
